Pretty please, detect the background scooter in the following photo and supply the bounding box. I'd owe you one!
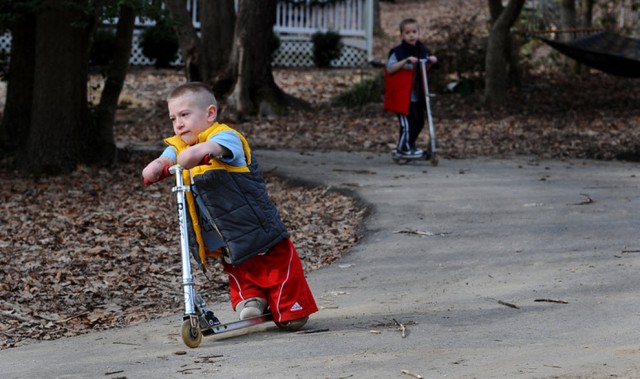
[392,58,439,166]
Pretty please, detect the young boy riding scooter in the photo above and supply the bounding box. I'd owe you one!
[384,18,438,159]
[142,82,318,330]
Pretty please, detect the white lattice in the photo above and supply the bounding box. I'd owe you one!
[272,0,372,67]
[0,0,372,68]
[2,29,367,68]
[0,33,11,56]
[273,37,368,67]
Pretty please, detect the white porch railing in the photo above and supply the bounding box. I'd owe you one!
[273,0,373,66]
[0,0,373,67]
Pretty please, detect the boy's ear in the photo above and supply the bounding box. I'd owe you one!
[207,105,218,122]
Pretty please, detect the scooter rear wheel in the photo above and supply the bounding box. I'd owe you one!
[181,319,202,348]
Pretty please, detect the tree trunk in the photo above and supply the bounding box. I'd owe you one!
[19,0,93,175]
[560,0,576,42]
[164,0,203,82]
[165,0,236,93]
[576,0,595,76]
[199,0,237,96]
[487,0,522,88]
[92,4,136,165]
[200,0,235,77]
[581,0,594,28]
[0,11,36,152]
[561,0,581,73]
[631,0,640,38]
[227,0,308,119]
[373,0,385,37]
[484,0,525,107]
[488,0,502,20]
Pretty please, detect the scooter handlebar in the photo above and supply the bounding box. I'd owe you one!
[143,165,171,186]
[200,154,212,165]
[143,154,212,185]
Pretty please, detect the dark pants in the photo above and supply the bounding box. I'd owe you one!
[396,101,425,152]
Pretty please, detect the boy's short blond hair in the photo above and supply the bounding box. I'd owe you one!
[399,18,418,33]
[167,82,218,109]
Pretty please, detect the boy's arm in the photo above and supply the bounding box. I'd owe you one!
[427,55,438,68]
[142,156,174,183]
[177,140,230,169]
[387,53,418,74]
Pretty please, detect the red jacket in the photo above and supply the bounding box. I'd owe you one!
[383,68,414,115]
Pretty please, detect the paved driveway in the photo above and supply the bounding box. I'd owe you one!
[1,151,639,379]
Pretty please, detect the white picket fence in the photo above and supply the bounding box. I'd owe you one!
[0,0,373,68]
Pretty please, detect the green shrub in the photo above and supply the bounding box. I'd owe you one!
[330,74,385,108]
[270,32,281,58]
[90,28,117,66]
[311,31,342,67]
[140,20,179,67]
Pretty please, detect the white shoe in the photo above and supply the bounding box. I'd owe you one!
[395,149,413,158]
[238,297,267,320]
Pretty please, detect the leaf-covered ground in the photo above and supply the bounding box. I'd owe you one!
[0,159,365,349]
[115,66,640,162]
[2,0,640,350]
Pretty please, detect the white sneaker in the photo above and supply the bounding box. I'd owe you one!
[238,297,267,320]
[411,148,424,156]
[395,149,413,158]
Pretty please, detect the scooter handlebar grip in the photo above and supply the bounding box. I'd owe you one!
[143,166,171,186]
[200,154,212,165]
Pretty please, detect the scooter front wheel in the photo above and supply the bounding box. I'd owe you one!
[181,319,202,348]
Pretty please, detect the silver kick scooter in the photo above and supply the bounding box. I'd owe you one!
[391,58,439,166]
[159,164,272,348]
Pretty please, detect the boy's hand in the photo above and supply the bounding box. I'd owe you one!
[177,143,210,169]
[142,156,173,185]
[143,166,171,185]
[177,141,228,169]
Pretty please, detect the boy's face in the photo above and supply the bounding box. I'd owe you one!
[401,23,419,46]
[168,93,217,145]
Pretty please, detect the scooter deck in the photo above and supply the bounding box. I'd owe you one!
[202,313,273,336]
[391,151,438,166]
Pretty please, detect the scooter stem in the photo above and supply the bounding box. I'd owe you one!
[170,165,197,316]
[419,59,437,156]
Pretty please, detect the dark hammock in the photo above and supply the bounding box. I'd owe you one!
[537,30,640,78]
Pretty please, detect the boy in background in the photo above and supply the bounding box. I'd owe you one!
[384,18,438,158]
